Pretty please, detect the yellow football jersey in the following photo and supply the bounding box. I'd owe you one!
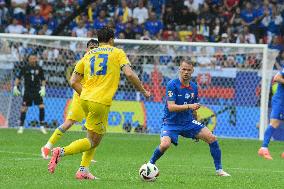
[74,44,130,105]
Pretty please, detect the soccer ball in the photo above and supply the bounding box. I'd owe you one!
[139,163,159,181]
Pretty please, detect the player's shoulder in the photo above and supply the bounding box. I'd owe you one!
[190,81,198,90]
[167,78,179,88]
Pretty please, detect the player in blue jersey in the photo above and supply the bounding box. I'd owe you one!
[147,59,230,176]
[258,68,284,160]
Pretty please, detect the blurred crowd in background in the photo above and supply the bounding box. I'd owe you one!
[0,0,284,51]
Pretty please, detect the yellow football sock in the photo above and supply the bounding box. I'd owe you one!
[80,148,96,168]
[63,138,92,156]
[48,128,64,145]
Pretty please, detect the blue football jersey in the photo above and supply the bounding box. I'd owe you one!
[272,68,284,105]
[162,78,199,127]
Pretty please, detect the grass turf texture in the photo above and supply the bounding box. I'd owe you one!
[1,128,284,189]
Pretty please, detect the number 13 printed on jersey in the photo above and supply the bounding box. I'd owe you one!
[90,54,108,76]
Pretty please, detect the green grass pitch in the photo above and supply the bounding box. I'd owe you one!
[1,128,284,189]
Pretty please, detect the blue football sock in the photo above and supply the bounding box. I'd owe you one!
[209,141,222,170]
[262,125,276,148]
[149,146,164,164]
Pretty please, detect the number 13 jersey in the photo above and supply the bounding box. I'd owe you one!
[74,44,130,105]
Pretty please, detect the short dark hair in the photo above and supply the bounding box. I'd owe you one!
[180,58,194,66]
[87,39,99,48]
[97,27,114,43]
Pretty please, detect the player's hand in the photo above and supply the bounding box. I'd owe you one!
[188,103,201,110]
[39,86,46,97]
[13,86,21,96]
[142,90,151,98]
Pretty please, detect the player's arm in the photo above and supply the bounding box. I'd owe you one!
[122,65,150,97]
[167,101,200,112]
[13,66,23,96]
[273,71,284,85]
[38,67,46,97]
[70,71,83,95]
[70,58,84,95]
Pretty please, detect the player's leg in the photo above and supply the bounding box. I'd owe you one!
[76,102,109,180]
[48,129,102,174]
[258,105,282,160]
[196,126,230,176]
[17,95,31,134]
[48,100,108,178]
[149,129,178,164]
[41,119,76,159]
[18,105,28,134]
[41,95,85,159]
[38,103,47,134]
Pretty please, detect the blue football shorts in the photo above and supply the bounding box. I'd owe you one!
[160,120,205,145]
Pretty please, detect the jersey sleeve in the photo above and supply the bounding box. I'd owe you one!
[118,49,130,68]
[74,57,85,76]
[166,82,176,101]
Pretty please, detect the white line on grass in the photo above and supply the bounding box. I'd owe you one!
[163,164,284,173]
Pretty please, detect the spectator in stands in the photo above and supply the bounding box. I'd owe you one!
[71,20,88,37]
[210,17,222,42]
[39,0,52,21]
[224,0,239,12]
[268,36,284,51]
[115,15,126,37]
[236,26,256,44]
[184,0,203,14]
[144,12,163,39]
[197,18,210,40]
[11,0,28,23]
[5,18,27,34]
[140,30,152,40]
[240,2,258,30]
[0,0,8,32]
[229,6,243,33]
[262,5,283,43]
[29,5,45,31]
[25,23,36,34]
[148,0,165,19]
[124,22,135,39]
[133,0,148,25]
[46,13,58,34]
[93,9,108,30]
[163,6,175,30]
[176,6,197,27]
[115,0,132,23]
[198,2,214,25]
[255,0,271,43]
[132,18,143,37]
[38,24,52,35]
[220,33,229,43]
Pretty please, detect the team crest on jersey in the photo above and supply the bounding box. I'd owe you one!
[168,91,173,97]
[185,93,190,99]
[191,93,194,99]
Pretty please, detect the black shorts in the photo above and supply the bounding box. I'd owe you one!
[22,92,43,106]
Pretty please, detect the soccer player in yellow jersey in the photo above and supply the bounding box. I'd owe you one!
[41,39,99,160]
[48,27,151,180]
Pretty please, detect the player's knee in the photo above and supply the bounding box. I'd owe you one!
[62,120,75,130]
[160,141,171,151]
[39,104,44,109]
[208,135,217,144]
